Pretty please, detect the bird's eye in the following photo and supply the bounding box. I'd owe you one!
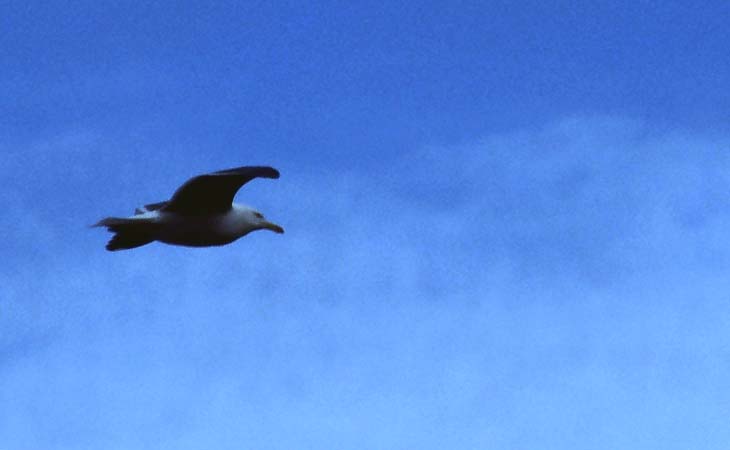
[254,212,264,219]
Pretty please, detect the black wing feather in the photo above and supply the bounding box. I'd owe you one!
[162,166,279,215]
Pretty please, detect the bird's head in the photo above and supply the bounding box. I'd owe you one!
[237,206,284,235]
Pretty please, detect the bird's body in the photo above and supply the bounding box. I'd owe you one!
[127,204,269,247]
[94,166,283,251]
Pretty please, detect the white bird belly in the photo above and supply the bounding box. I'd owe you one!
[154,212,242,247]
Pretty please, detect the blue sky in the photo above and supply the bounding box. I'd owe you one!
[2,1,730,449]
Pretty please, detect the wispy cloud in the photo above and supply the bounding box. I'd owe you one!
[2,117,730,449]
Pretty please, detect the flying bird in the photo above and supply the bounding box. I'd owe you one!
[94,166,284,251]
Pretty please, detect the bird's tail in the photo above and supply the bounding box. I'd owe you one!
[93,217,157,251]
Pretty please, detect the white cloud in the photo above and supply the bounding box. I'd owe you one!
[3,118,730,449]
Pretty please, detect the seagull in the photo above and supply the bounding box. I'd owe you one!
[94,166,284,251]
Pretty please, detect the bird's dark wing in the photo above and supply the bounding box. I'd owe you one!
[162,166,280,215]
[134,201,169,215]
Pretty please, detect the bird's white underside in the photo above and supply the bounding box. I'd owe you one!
[128,203,264,247]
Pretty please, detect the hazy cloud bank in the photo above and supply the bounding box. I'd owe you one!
[2,117,730,449]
